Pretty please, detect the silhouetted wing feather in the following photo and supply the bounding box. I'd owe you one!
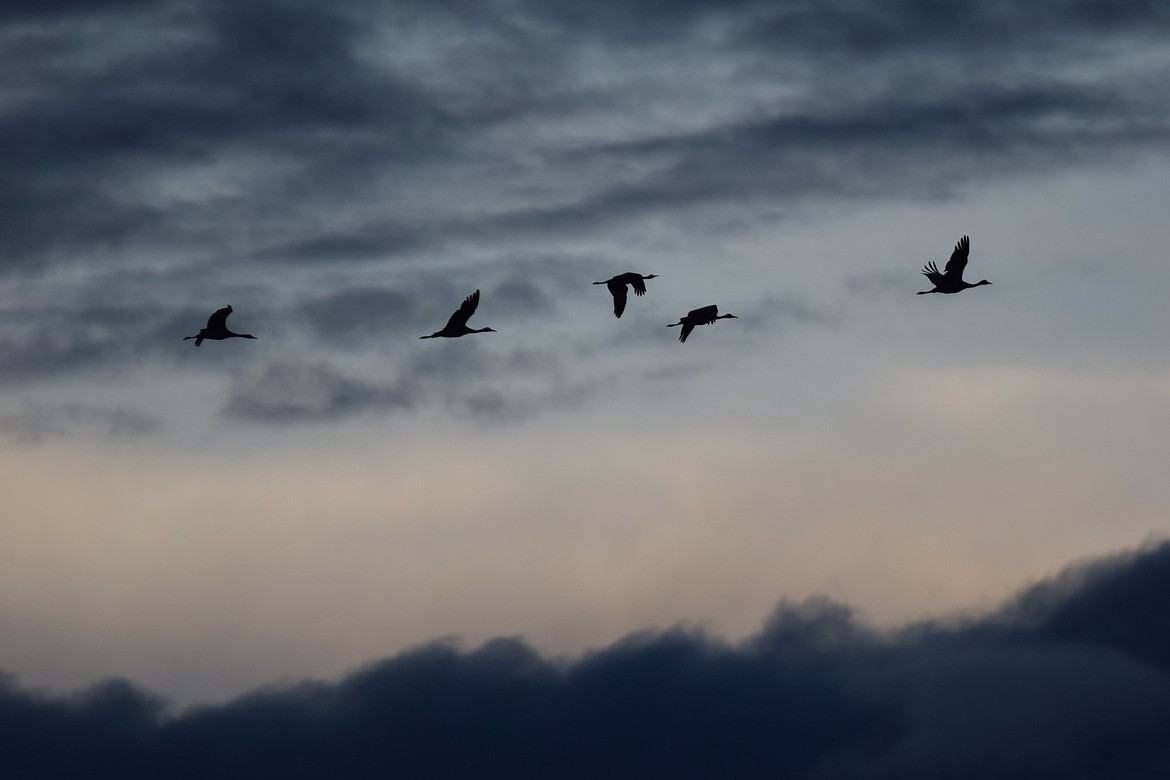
[629,275,648,295]
[607,280,628,318]
[921,261,945,286]
[206,306,232,330]
[679,322,695,342]
[445,289,480,330]
[943,235,969,278]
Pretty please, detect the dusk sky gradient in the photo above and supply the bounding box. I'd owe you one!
[3,1,1170,774]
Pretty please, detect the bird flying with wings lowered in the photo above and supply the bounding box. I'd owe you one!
[667,305,738,343]
[183,305,257,347]
[593,272,658,318]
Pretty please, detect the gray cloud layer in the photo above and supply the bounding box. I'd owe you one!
[3,0,1170,428]
[2,540,1168,778]
[7,0,1168,266]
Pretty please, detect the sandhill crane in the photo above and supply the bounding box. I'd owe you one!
[667,304,738,343]
[419,289,497,339]
[918,235,991,294]
[593,272,658,318]
[183,305,257,347]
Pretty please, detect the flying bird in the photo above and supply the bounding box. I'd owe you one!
[667,304,738,343]
[420,289,497,339]
[917,235,991,294]
[183,305,257,347]
[593,272,658,318]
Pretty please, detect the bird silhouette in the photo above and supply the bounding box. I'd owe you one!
[593,272,658,318]
[667,304,738,343]
[918,235,991,294]
[183,305,257,347]
[419,289,497,339]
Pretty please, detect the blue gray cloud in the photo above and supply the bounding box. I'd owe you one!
[5,0,1168,269]
[3,0,1169,428]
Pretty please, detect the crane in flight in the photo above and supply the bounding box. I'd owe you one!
[420,289,497,339]
[918,235,991,294]
[593,272,658,318]
[183,305,257,347]
[667,304,737,343]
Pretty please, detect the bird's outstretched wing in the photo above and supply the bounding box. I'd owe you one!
[943,235,970,278]
[206,305,233,331]
[688,304,719,325]
[607,279,628,318]
[629,275,649,296]
[920,261,945,286]
[444,290,480,331]
[679,322,695,343]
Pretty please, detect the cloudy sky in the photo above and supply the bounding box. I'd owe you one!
[2,0,1170,769]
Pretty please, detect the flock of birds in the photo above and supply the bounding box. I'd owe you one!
[183,235,989,346]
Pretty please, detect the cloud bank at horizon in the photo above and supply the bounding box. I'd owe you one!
[4,540,1169,779]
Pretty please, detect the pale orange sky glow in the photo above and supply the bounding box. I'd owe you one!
[3,341,1167,705]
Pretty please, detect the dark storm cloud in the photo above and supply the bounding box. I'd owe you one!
[5,0,1169,271]
[533,82,1166,236]
[514,0,1170,46]
[1001,545,1170,670]
[3,541,1170,778]
[739,0,1170,54]
[0,0,450,269]
[4,0,1170,411]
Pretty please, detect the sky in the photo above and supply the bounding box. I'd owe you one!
[2,0,1170,773]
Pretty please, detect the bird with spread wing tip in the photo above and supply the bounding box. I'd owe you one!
[918,235,991,294]
[667,304,738,343]
[183,305,257,347]
[419,289,497,339]
[593,272,658,318]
